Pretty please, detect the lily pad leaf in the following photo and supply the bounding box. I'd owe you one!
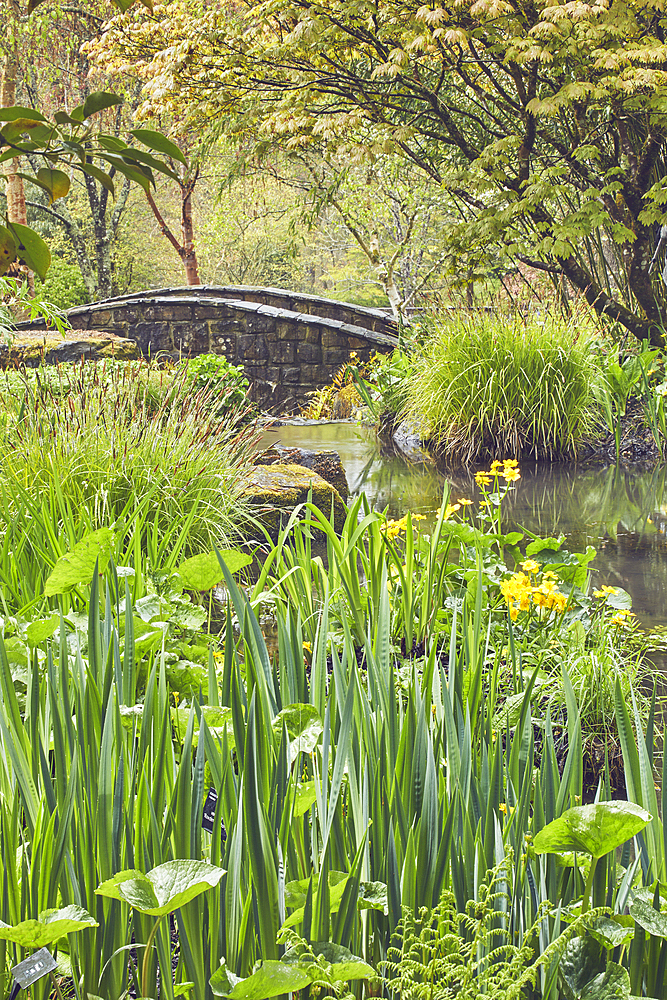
[532,802,651,859]
[629,897,667,938]
[177,550,252,592]
[96,860,226,916]
[45,528,114,596]
[0,905,98,948]
[222,962,311,999]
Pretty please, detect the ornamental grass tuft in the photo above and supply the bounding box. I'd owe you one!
[407,314,604,462]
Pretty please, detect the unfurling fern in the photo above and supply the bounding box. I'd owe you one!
[381,856,547,1000]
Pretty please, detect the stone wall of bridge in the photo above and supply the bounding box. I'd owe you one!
[17,286,399,411]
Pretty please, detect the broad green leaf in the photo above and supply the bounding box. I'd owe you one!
[44,528,114,596]
[26,614,59,646]
[0,906,97,947]
[559,934,605,997]
[272,704,323,760]
[293,779,317,818]
[130,128,188,165]
[310,943,375,981]
[532,802,651,859]
[8,222,51,280]
[606,587,633,611]
[0,107,47,122]
[78,162,115,197]
[134,594,162,622]
[629,896,667,938]
[358,881,388,913]
[587,915,635,950]
[81,92,124,119]
[223,962,311,1000]
[95,860,226,916]
[177,550,252,591]
[174,985,195,997]
[0,225,16,274]
[36,167,70,203]
[580,963,630,1000]
[210,961,243,998]
[284,870,349,909]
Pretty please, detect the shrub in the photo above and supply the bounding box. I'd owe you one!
[406,314,605,462]
[181,353,253,418]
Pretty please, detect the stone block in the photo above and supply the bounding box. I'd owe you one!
[247,313,275,334]
[157,304,192,321]
[322,347,353,367]
[209,319,243,336]
[277,321,296,340]
[170,323,210,354]
[303,324,322,345]
[282,367,300,382]
[90,310,113,327]
[296,342,322,364]
[239,334,270,362]
[193,305,221,320]
[134,322,171,355]
[270,341,296,364]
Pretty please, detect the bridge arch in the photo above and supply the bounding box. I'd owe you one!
[18,285,399,411]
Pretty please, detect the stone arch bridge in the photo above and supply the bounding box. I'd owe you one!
[18,285,399,411]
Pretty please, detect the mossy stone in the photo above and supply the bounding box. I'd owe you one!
[241,463,347,536]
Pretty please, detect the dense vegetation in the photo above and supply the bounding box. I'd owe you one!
[4,1,667,998]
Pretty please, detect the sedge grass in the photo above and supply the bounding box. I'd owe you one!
[0,361,258,572]
[406,313,605,462]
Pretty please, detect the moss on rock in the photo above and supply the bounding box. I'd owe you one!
[0,332,138,368]
[241,463,347,535]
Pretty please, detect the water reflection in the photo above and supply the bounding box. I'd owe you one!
[259,423,667,626]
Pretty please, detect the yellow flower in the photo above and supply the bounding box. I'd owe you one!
[593,585,619,598]
[609,609,636,627]
[503,459,519,468]
[303,641,312,653]
[490,460,503,473]
[502,467,521,483]
[457,498,473,506]
[444,502,462,519]
[475,472,492,486]
[521,559,540,573]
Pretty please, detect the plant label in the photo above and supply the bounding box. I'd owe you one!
[202,787,227,843]
[202,787,218,832]
[11,947,56,988]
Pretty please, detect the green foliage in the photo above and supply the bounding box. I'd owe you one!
[182,353,252,417]
[0,361,256,587]
[406,314,605,461]
[382,859,545,1000]
[0,276,70,344]
[38,254,89,310]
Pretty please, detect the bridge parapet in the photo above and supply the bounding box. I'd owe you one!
[16,286,399,411]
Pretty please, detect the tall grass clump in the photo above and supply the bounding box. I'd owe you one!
[1,361,258,559]
[407,314,604,462]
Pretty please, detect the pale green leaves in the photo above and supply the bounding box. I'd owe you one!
[210,945,374,998]
[96,860,226,916]
[0,906,97,948]
[532,801,650,859]
[177,550,252,592]
[44,528,114,596]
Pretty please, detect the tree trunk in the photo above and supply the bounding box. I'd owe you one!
[1,4,32,294]
[181,182,200,285]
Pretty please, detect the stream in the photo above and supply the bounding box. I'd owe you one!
[260,420,667,630]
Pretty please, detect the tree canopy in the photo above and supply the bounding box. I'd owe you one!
[89,0,667,342]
